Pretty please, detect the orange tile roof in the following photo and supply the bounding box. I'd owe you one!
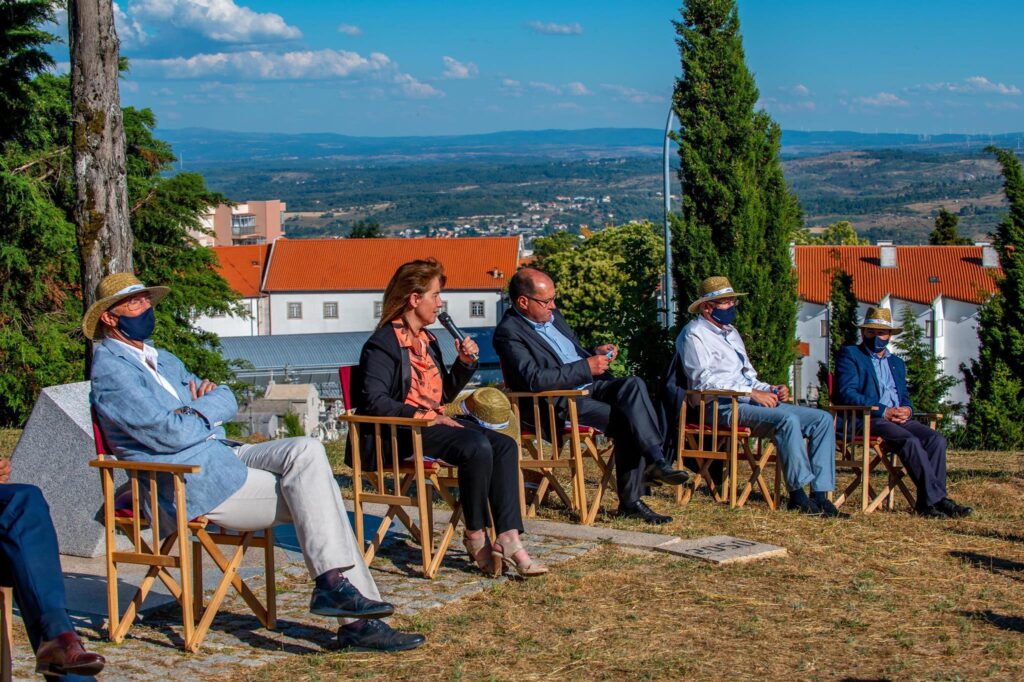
[262,237,521,291]
[795,245,1002,305]
[211,244,269,298]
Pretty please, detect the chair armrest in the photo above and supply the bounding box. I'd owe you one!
[339,414,433,427]
[505,389,590,400]
[828,405,879,413]
[685,389,747,398]
[89,459,201,475]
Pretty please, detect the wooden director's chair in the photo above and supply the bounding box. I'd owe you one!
[0,586,11,682]
[830,404,933,513]
[506,387,616,525]
[673,389,779,510]
[339,366,462,579]
[89,413,276,652]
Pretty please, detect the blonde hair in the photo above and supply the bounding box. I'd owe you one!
[377,259,447,329]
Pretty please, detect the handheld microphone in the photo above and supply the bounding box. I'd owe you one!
[438,311,479,361]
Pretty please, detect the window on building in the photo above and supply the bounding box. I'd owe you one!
[323,301,338,319]
[373,301,383,319]
[925,320,943,338]
[470,300,485,318]
[287,302,302,319]
[819,320,828,337]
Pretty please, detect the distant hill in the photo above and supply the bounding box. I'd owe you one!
[158,127,1024,165]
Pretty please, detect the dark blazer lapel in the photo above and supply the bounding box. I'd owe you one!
[509,311,564,367]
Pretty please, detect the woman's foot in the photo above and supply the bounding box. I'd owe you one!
[493,534,548,578]
[463,531,500,576]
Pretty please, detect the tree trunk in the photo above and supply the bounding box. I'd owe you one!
[69,0,133,374]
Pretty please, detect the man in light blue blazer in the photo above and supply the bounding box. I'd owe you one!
[86,273,424,652]
[834,306,972,519]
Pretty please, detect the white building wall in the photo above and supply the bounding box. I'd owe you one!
[267,290,505,335]
[937,298,981,406]
[194,297,263,338]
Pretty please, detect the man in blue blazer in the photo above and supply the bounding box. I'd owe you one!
[86,273,424,652]
[835,307,972,519]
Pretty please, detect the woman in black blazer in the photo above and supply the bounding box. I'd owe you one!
[356,259,546,578]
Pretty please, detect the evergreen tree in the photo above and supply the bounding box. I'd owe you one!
[795,220,868,246]
[964,147,1024,449]
[349,219,383,238]
[892,305,957,415]
[0,0,56,144]
[672,0,801,383]
[929,207,971,246]
[815,266,859,405]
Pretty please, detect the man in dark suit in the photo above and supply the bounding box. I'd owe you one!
[494,268,689,524]
[835,306,972,519]
[0,459,107,676]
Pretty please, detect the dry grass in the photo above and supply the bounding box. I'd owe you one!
[242,450,1024,681]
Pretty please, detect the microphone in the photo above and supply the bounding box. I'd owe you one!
[437,312,479,361]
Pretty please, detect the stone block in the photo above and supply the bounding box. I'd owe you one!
[656,535,787,565]
[9,381,122,557]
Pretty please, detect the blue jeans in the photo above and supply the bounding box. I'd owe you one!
[717,402,835,493]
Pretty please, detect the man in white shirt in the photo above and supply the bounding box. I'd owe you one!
[675,276,840,516]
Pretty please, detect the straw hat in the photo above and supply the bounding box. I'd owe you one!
[687,276,748,314]
[444,387,519,440]
[858,306,902,334]
[81,273,169,340]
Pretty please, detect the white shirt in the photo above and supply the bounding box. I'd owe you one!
[106,338,180,401]
[677,316,772,394]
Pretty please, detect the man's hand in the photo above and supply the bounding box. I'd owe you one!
[594,344,618,361]
[885,406,912,424]
[456,338,479,364]
[0,458,10,484]
[773,385,790,402]
[432,415,464,429]
[587,354,611,376]
[750,389,779,408]
[189,379,217,400]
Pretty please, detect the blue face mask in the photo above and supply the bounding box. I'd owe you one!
[867,335,889,353]
[710,305,737,326]
[117,307,156,341]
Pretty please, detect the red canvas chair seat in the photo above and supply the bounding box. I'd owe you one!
[521,423,599,438]
[829,403,914,513]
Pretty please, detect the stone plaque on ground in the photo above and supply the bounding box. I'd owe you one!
[657,535,787,565]
[9,381,124,557]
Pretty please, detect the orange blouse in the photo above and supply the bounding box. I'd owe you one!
[393,322,444,419]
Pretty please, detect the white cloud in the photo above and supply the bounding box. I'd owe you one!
[854,92,909,108]
[336,23,362,36]
[526,20,583,35]
[782,83,810,97]
[917,75,1021,96]
[133,49,391,79]
[529,81,561,95]
[566,81,591,96]
[501,78,521,88]
[114,2,148,47]
[441,56,478,80]
[599,84,665,105]
[394,73,443,99]
[130,0,301,43]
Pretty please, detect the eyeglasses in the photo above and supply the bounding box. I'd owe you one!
[526,294,556,307]
[117,293,152,313]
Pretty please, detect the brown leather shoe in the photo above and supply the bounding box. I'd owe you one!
[35,632,106,676]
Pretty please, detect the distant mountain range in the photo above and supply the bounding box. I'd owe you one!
[157,127,1024,165]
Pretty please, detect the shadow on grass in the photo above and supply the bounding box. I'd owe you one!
[947,468,1024,484]
[950,550,1024,581]
[961,609,1024,634]
[952,526,1024,544]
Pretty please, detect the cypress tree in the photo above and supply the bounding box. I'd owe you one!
[929,208,971,246]
[672,0,801,383]
[816,265,858,405]
[963,148,1024,449]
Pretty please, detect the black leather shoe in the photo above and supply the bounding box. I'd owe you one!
[915,503,949,519]
[643,460,691,487]
[812,496,849,519]
[936,498,974,518]
[617,500,673,525]
[337,619,427,652]
[35,632,106,676]
[787,490,822,516]
[310,579,395,618]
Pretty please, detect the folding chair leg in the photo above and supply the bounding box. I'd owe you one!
[192,539,204,624]
[264,528,277,629]
[1,587,12,682]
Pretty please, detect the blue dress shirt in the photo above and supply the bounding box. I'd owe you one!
[870,350,900,409]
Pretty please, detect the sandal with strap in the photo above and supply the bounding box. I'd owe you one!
[493,537,548,578]
[463,533,501,576]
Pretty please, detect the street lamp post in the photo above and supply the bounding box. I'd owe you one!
[663,107,677,330]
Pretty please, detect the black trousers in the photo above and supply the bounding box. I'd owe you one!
[418,417,524,534]
[0,484,74,651]
[577,376,665,506]
[870,417,948,507]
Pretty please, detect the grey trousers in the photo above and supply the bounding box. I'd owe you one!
[205,437,381,607]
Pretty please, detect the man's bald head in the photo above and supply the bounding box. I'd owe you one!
[509,267,556,323]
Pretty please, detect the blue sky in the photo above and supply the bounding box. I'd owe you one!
[49,0,1024,136]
